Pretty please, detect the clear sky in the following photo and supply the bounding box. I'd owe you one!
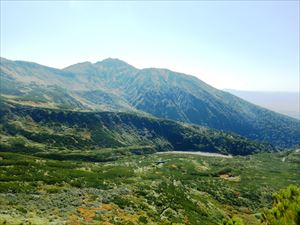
[1,1,299,91]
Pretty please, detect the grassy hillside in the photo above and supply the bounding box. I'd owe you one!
[0,100,274,156]
[0,149,299,225]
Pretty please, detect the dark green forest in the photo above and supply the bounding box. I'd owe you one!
[0,100,275,157]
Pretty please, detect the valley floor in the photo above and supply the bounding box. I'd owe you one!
[156,151,233,158]
[0,150,299,225]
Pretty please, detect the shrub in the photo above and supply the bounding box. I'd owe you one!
[260,185,300,225]
[222,216,244,225]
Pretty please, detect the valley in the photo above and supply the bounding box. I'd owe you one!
[0,58,299,225]
[156,151,233,158]
[0,99,299,225]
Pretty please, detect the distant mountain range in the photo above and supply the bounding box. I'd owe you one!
[1,57,299,148]
[224,89,300,120]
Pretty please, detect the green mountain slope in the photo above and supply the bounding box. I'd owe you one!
[0,101,274,156]
[1,57,299,147]
[0,58,135,112]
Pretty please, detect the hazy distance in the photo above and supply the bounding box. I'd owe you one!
[225,89,300,120]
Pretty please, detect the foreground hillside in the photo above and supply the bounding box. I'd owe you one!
[0,101,273,156]
[1,57,300,148]
[0,150,299,225]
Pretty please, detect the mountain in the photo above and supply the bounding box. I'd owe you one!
[1,57,299,148]
[0,100,274,156]
[225,89,300,120]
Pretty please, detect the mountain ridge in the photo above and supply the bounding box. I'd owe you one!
[1,57,299,148]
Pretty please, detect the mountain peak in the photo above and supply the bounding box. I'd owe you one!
[101,57,125,63]
[96,58,134,69]
[0,57,10,62]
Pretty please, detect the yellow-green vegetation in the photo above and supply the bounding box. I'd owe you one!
[0,149,299,225]
[260,185,300,225]
[223,216,244,225]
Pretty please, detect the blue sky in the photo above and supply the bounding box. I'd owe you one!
[1,1,299,91]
